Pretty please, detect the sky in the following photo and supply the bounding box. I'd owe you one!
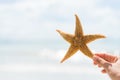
[0,0,120,41]
[0,0,120,80]
[0,0,120,49]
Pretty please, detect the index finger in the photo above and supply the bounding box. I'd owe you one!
[95,53,118,63]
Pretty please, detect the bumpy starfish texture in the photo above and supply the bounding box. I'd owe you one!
[57,14,106,63]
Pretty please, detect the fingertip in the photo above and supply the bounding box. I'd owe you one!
[98,64,102,68]
[93,55,99,62]
[93,61,97,65]
[101,69,107,73]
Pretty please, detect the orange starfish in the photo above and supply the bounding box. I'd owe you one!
[56,14,106,63]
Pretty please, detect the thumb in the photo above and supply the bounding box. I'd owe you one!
[93,55,112,70]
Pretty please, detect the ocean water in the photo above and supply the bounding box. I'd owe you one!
[0,41,119,80]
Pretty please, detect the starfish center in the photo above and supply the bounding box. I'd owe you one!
[73,37,84,46]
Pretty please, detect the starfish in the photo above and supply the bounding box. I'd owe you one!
[56,14,106,63]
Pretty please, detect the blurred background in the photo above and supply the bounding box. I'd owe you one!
[0,0,120,80]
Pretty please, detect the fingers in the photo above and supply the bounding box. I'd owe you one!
[95,53,118,63]
[93,53,119,74]
[93,55,112,70]
[93,61,107,73]
[94,61,102,67]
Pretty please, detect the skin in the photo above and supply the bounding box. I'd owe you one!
[93,53,120,80]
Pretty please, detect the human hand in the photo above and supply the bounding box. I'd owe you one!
[93,53,120,80]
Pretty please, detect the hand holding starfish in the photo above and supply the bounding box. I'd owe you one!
[57,14,106,63]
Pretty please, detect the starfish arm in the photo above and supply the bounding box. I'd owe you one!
[60,45,79,63]
[75,14,83,37]
[79,44,93,58]
[56,30,74,44]
[84,34,106,44]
